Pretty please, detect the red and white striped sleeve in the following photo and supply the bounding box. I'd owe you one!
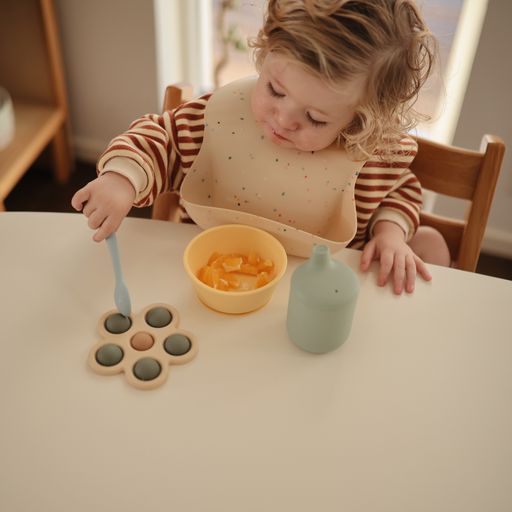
[97,93,211,207]
[350,136,422,247]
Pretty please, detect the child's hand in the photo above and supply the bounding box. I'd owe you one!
[359,221,432,294]
[71,172,135,242]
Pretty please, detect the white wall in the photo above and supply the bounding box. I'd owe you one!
[434,0,512,257]
[54,0,159,162]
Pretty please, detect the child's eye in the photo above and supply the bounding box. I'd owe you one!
[306,112,327,127]
[267,81,284,98]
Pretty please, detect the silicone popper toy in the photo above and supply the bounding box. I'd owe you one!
[88,303,198,390]
[90,234,197,389]
[287,245,359,354]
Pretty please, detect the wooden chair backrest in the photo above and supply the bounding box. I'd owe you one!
[162,83,193,112]
[153,84,506,272]
[410,134,505,271]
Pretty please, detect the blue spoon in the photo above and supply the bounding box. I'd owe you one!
[105,233,132,317]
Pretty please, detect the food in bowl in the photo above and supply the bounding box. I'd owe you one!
[197,251,275,291]
[183,224,287,314]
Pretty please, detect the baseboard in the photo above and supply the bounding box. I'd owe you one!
[482,226,512,259]
[72,136,108,164]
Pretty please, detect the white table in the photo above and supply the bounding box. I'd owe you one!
[1,212,511,512]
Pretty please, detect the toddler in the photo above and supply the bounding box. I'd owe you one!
[72,0,451,294]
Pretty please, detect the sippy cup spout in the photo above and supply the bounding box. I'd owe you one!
[310,244,330,269]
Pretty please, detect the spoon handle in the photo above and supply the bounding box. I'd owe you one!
[106,233,132,317]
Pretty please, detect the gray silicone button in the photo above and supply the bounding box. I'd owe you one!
[133,358,162,381]
[104,313,132,334]
[96,344,124,366]
[145,307,173,328]
[164,334,192,356]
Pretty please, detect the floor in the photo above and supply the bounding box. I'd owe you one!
[5,161,512,282]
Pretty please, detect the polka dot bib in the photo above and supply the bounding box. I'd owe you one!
[181,76,366,257]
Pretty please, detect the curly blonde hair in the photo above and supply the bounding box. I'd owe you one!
[250,0,437,159]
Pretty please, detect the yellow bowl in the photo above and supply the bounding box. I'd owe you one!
[183,224,288,314]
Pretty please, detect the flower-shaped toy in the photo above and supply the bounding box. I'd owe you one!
[88,303,197,390]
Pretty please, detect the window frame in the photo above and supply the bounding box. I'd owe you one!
[153,0,214,107]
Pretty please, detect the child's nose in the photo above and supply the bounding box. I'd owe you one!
[275,106,299,131]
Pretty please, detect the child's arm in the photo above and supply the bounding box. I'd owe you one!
[358,138,431,293]
[71,94,210,241]
[71,111,173,241]
[96,112,174,208]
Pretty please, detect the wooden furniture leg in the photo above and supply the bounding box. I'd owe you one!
[50,123,72,183]
[151,191,182,223]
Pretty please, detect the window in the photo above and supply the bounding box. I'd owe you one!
[210,0,486,144]
[212,1,264,86]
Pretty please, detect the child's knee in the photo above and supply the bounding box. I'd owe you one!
[409,226,451,266]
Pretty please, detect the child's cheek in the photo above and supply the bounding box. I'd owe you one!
[250,89,261,121]
[250,83,268,122]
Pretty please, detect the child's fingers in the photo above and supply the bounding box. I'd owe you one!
[404,254,417,293]
[378,251,394,287]
[82,201,97,217]
[87,209,107,230]
[93,217,118,243]
[71,187,90,211]
[414,255,432,282]
[93,225,111,242]
[393,255,406,294]
[360,240,376,271]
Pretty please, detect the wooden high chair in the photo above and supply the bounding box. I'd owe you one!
[152,84,506,273]
[409,134,505,271]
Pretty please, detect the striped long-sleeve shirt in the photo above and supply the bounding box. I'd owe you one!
[98,93,422,249]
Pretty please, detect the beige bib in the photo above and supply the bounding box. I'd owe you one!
[181,76,365,257]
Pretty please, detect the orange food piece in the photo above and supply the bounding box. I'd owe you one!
[240,262,259,276]
[256,271,271,288]
[217,277,230,291]
[222,256,243,272]
[225,274,241,289]
[197,251,275,291]
[198,266,222,289]
[247,251,260,265]
[207,252,222,265]
[257,258,274,273]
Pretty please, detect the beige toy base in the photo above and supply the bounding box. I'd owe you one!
[88,303,197,390]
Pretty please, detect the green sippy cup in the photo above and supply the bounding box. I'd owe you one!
[286,244,359,353]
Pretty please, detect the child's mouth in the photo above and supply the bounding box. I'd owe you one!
[272,128,290,142]
[261,120,293,145]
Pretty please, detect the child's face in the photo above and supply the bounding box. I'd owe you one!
[251,53,365,152]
